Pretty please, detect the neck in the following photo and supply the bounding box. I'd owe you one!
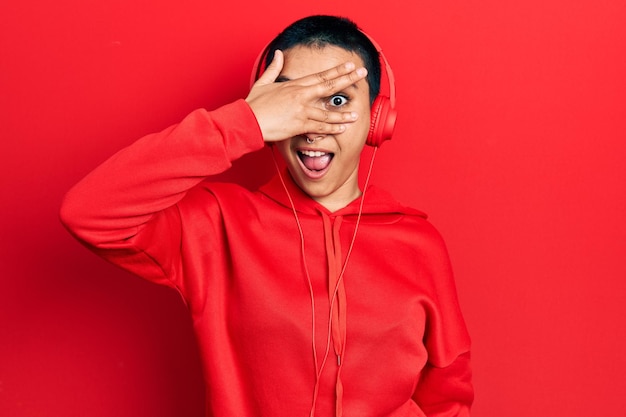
[313,189,362,213]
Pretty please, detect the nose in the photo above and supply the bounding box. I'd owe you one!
[305,135,324,144]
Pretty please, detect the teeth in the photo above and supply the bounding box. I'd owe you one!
[300,150,326,157]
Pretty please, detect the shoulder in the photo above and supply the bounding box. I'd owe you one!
[369,186,449,251]
[362,185,429,219]
[183,181,257,207]
[179,180,284,222]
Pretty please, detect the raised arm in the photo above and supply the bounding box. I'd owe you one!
[59,100,263,248]
[59,59,368,290]
[61,55,367,247]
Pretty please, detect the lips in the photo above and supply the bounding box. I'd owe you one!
[297,149,334,179]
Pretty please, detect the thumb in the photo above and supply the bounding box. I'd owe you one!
[254,50,283,86]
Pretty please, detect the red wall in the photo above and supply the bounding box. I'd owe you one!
[2,1,625,416]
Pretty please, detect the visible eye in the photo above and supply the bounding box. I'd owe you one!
[327,94,348,108]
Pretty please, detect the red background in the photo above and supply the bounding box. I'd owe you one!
[2,1,625,416]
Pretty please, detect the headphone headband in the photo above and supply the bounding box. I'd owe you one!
[362,33,396,108]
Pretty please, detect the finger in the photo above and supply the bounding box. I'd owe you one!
[300,109,359,136]
[312,66,368,96]
[302,121,349,136]
[308,108,359,124]
[255,50,284,86]
[294,61,355,87]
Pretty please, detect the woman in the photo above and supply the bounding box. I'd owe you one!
[60,14,473,417]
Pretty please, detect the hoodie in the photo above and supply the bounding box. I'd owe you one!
[60,99,473,417]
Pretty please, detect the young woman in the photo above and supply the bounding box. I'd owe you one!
[61,15,473,417]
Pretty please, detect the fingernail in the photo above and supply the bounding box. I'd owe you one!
[345,62,355,70]
[357,68,368,77]
[350,112,358,120]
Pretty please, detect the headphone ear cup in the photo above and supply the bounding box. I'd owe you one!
[367,96,397,147]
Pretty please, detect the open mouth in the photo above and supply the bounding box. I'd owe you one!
[297,150,334,178]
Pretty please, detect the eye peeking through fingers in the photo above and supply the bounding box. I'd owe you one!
[326,94,349,108]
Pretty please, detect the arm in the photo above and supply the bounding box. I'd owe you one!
[60,57,369,285]
[61,53,369,246]
[60,100,264,243]
[59,100,264,282]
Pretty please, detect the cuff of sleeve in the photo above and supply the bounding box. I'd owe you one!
[210,99,265,161]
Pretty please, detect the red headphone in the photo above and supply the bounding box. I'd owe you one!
[249,32,397,148]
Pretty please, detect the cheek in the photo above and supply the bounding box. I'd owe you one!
[345,109,371,144]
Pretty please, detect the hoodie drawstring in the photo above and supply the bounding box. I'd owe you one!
[322,213,348,417]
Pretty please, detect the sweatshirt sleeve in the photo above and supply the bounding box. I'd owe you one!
[412,352,473,416]
[59,99,264,288]
[412,222,474,416]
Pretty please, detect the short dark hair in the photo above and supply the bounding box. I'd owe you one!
[264,15,381,105]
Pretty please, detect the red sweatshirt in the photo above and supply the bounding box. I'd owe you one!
[60,99,473,417]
